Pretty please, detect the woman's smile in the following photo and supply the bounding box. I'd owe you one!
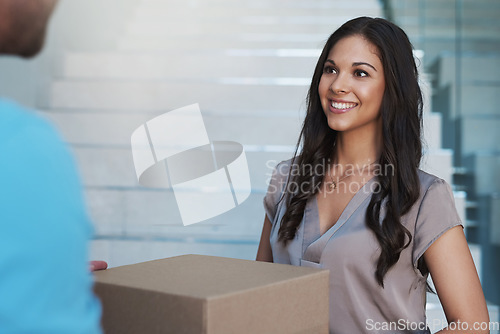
[329,98,358,114]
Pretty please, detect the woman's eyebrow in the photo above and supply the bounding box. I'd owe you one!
[352,62,377,72]
[325,59,377,72]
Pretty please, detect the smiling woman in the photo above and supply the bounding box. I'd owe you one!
[256,17,490,334]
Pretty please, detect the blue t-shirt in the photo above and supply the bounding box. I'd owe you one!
[0,99,102,333]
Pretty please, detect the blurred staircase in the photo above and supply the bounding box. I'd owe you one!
[42,0,383,265]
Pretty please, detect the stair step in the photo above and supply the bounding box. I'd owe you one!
[72,145,293,191]
[421,149,454,185]
[50,80,310,113]
[491,195,500,245]
[137,0,381,10]
[90,238,260,268]
[44,111,303,146]
[433,83,499,118]
[423,112,442,149]
[462,118,500,155]
[434,55,500,87]
[133,8,382,21]
[117,33,331,51]
[61,51,319,79]
[86,189,269,241]
[464,152,500,195]
[125,20,349,36]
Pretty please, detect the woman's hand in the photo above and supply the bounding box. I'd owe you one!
[89,261,108,272]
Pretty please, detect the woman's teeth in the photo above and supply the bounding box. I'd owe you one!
[331,101,357,109]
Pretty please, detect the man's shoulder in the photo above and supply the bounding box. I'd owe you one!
[0,98,38,125]
[0,98,63,150]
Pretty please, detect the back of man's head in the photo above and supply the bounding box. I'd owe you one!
[0,0,58,58]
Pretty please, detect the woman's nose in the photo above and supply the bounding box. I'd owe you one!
[330,73,349,94]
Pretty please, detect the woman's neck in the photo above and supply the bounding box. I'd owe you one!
[333,124,382,167]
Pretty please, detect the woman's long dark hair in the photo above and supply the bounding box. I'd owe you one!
[278,17,423,287]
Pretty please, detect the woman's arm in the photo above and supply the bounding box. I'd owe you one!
[424,225,490,334]
[256,216,273,262]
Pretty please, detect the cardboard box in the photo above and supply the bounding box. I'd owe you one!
[94,254,329,334]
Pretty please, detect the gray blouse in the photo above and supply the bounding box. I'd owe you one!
[263,159,463,334]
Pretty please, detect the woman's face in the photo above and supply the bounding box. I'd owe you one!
[318,35,385,134]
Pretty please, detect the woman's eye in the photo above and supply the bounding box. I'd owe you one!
[323,66,337,74]
[354,70,368,77]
